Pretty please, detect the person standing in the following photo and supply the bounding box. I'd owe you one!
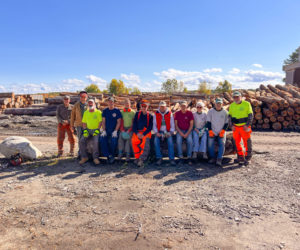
[153,101,176,166]
[118,98,136,162]
[192,102,208,160]
[174,101,194,165]
[131,100,153,167]
[56,95,75,157]
[100,97,122,164]
[207,98,228,167]
[70,91,88,158]
[79,99,102,165]
[229,91,254,166]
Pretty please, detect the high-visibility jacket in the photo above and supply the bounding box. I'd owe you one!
[229,100,253,126]
[155,110,171,132]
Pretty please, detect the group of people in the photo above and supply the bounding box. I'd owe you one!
[56,90,253,167]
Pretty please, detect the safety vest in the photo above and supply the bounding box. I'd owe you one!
[229,100,253,126]
[155,110,171,132]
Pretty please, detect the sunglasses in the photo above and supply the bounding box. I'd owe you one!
[141,104,147,107]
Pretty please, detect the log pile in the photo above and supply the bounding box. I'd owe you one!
[1,84,300,131]
[0,93,34,111]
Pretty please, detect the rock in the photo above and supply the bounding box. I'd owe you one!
[0,136,42,160]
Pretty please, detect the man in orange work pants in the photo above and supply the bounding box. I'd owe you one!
[131,100,153,167]
[229,91,253,166]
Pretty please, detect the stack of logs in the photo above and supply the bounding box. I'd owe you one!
[2,84,300,131]
[0,93,34,111]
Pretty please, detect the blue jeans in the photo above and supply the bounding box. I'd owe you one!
[154,132,175,160]
[99,133,118,158]
[192,130,208,153]
[208,135,226,159]
[176,130,193,158]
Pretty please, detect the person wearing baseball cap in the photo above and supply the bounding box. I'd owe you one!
[229,90,253,166]
[70,90,88,158]
[79,98,102,165]
[131,99,153,167]
[192,101,208,160]
[118,98,136,162]
[99,96,122,164]
[153,100,176,166]
[206,98,229,167]
[56,95,75,157]
[174,100,194,165]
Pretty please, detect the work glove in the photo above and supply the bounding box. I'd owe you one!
[209,130,215,138]
[100,130,107,137]
[112,130,118,138]
[165,132,171,138]
[93,129,100,137]
[83,129,89,138]
[219,129,225,138]
[198,128,205,137]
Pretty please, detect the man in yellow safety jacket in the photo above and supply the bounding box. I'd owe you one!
[229,91,254,166]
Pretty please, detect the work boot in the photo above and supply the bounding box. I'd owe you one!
[192,152,197,159]
[208,158,215,164]
[188,158,193,166]
[117,153,123,161]
[108,156,115,164]
[216,158,223,167]
[69,151,74,157]
[137,159,144,168]
[156,158,162,166]
[93,158,100,165]
[134,158,139,165]
[178,157,184,165]
[79,157,89,165]
[170,160,176,166]
[245,155,252,166]
[238,155,245,166]
[202,152,208,160]
[57,151,63,158]
[125,153,131,162]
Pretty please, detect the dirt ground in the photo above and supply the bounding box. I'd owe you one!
[0,115,299,249]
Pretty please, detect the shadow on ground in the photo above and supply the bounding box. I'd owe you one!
[0,156,242,186]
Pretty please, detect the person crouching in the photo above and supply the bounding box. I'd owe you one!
[79,99,102,165]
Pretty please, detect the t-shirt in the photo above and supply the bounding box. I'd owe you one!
[207,108,228,135]
[174,110,194,131]
[102,108,122,134]
[82,109,102,130]
[229,100,253,126]
[193,112,207,129]
[121,109,136,128]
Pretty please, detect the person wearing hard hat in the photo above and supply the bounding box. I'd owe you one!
[229,91,253,166]
[131,100,153,167]
[56,95,75,157]
[117,98,136,162]
[99,96,122,164]
[153,101,176,166]
[174,100,194,165]
[192,101,208,160]
[207,98,229,167]
[79,98,102,165]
